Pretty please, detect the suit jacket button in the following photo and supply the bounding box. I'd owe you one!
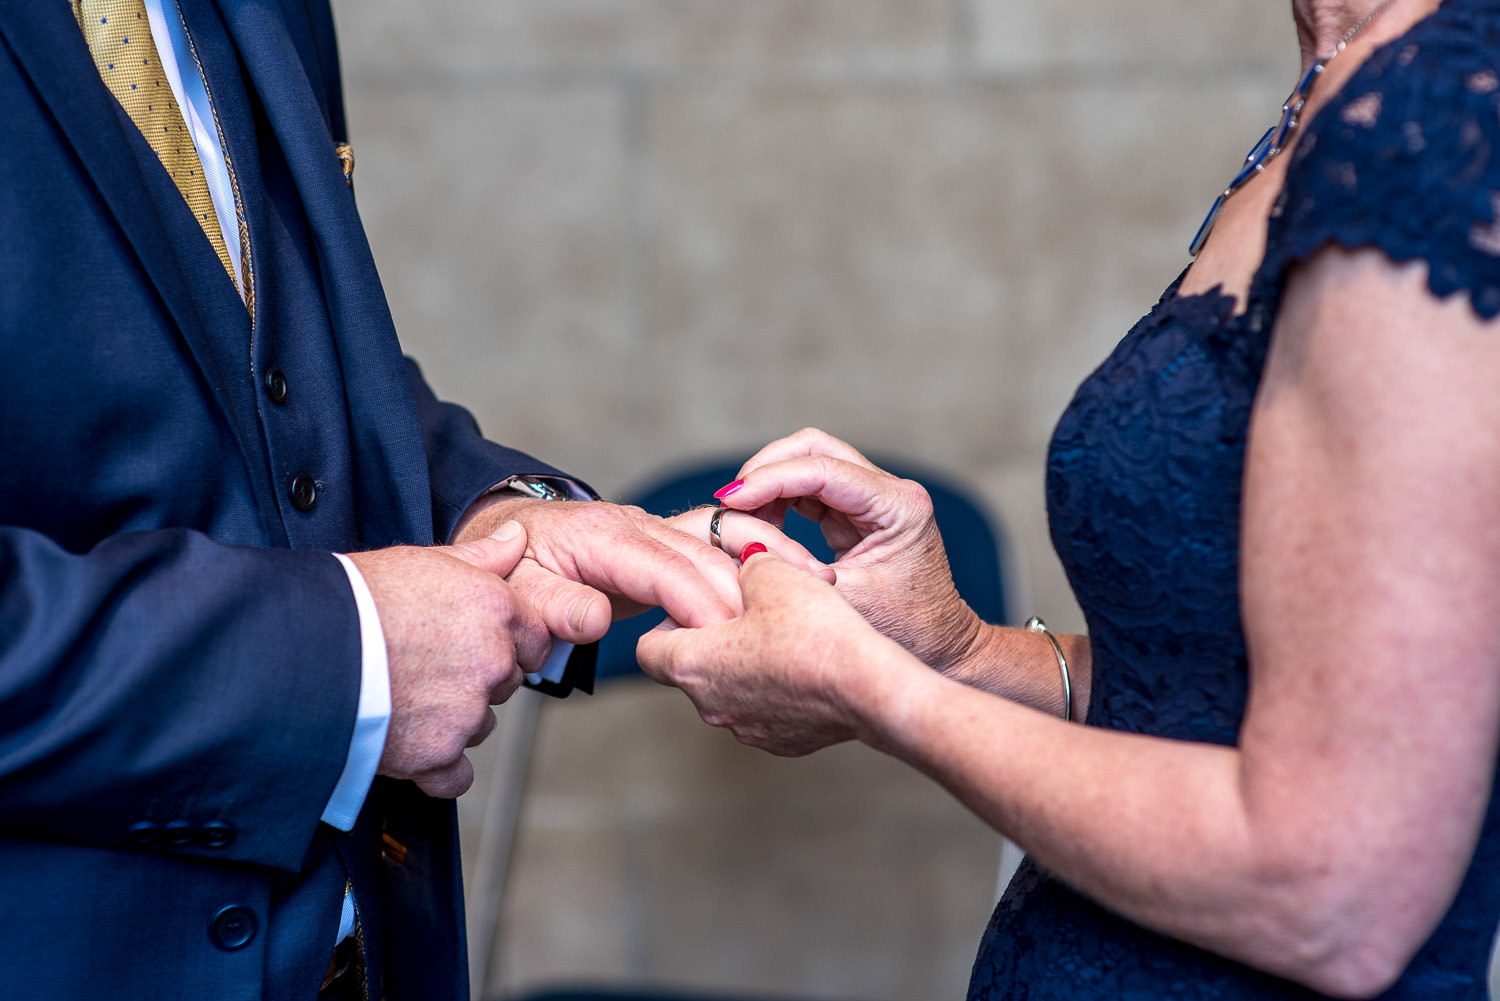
[199,820,236,849]
[123,820,160,845]
[163,820,196,846]
[264,368,289,405]
[289,475,318,512]
[209,905,257,951]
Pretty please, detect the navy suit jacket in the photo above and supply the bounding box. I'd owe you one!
[0,1,572,996]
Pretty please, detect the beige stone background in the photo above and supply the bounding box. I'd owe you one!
[326,1,1379,998]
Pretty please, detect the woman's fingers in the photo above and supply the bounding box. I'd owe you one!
[634,615,684,685]
[732,427,880,482]
[717,455,927,546]
[713,432,922,558]
[734,539,832,606]
[664,506,836,583]
[637,545,831,684]
[636,543,876,756]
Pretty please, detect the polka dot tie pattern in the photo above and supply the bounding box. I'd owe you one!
[74,0,237,290]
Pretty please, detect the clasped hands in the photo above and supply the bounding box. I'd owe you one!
[635,428,991,758]
[353,428,986,798]
[348,477,833,798]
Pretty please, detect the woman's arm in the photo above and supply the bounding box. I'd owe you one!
[643,246,1500,997]
[878,248,1500,995]
[1235,245,1500,988]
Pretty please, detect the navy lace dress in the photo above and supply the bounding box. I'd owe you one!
[968,3,1500,998]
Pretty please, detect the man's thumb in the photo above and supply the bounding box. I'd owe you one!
[445,520,528,576]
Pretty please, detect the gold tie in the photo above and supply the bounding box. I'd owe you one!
[75,0,238,290]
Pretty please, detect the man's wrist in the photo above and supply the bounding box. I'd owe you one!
[453,476,590,544]
[453,493,545,544]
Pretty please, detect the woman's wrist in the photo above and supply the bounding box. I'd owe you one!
[913,592,987,674]
[843,629,951,753]
[942,623,1091,721]
[938,617,1007,684]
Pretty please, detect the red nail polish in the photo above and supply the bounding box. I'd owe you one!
[713,479,744,500]
[739,542,767,561]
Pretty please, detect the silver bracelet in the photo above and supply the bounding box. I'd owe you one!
[1025,616,1072,722]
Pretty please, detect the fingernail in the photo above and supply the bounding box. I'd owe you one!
[492,520,523,542]
[713,480,744,500]
[739,542,768,561]
[567,595,596,635]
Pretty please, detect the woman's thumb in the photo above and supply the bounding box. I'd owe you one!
[736,540,808,602]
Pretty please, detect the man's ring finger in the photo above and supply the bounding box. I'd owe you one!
[708,507,727,551]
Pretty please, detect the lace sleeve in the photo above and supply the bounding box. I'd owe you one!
[1264,1,1500,318]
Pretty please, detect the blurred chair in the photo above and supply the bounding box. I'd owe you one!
[467,452,1023,1000]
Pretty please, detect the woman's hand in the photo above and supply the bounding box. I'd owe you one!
[713,428,984,674]
[636,545,919,757]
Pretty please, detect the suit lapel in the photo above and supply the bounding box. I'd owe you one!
[0,4,223,402]
[213,0,433,546]
[0,1,280,526]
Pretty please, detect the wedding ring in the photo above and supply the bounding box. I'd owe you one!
[708,506,726,551]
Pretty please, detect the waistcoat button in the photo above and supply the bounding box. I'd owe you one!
[264,368,289,405]
[289,475,318,512]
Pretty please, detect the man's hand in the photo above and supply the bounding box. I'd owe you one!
[349,521,549,798]
[454,495,751,644]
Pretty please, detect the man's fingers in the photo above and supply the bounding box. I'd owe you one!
[667,507,833,581]
[623,534,741,625]
[467,707,499,747]
[506,500,750,631]
[440,523,558,675]
[411,755,477,800]
[441,520,527,576]
[508,561,613,644]
[552,509,743,626]
[716,509,836,584]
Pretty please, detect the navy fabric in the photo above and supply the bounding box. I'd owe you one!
[0,1,574,997]
[970,2,1500,998]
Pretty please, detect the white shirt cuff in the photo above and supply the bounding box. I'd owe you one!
[528,640,575,687]
[322,554,392,832]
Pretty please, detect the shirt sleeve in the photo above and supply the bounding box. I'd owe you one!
[321,554,392,831]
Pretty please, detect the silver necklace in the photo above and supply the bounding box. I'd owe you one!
[1189,0,1402,256]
